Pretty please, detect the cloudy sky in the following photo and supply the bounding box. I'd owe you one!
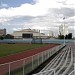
[0,0,75,37]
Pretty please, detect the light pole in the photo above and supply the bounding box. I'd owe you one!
[63,17,65,45]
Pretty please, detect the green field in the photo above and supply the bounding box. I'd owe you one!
[0,44,46,57]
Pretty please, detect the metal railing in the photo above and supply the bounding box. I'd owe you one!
[69,70,74,75]
[0,44,64,75]
[33,69,55,75]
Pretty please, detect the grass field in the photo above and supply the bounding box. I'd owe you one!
[0,44,46,57]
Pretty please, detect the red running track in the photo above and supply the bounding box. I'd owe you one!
[0,44,59,75]
[0,44,59,64]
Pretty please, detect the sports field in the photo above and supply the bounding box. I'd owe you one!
[0,43,59,75]
[0,44,46,57]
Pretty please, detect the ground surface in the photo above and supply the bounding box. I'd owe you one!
[0,44,58,64]
[0,44,46,57]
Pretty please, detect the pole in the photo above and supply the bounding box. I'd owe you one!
[38,53,39,66]
[23,59,25,75]
[42,52,43,62]
[63,17,65,45]
[9,63,10,75]
[32,56,33,70]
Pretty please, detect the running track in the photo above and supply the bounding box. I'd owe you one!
[0,44,59,64]
[0,44,59,75]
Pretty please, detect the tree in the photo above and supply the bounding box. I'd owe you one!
[68,33,72,39]
[5,34,14,39]
[58,33,72,39]
[0,36,4,40]
[58,35,64,39]
[65,35,68,39]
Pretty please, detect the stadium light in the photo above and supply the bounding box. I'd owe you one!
[63,17,65,45]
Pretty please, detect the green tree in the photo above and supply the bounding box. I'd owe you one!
[0,36,4,40]
[58,35,64,39]
[65,35,68,39]
[68,33,72,39]
[5,34,14,39]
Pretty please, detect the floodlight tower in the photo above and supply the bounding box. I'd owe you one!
[63,17,65,45]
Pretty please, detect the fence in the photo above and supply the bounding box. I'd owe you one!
[0,39,74,44]
[0,44,65,75]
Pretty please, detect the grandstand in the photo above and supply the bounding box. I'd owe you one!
[33,44,74,75]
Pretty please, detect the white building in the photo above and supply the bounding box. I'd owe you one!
[12,29,47,39]
[48,31,53,37]
[59,24,68,36]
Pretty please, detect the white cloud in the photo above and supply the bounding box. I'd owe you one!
[0,17,12,24]
[66,0,74,5]
[0,0,74,36]
[0,1,48,17]
[0,0,74,18]
[0,2,8,8]
[0,0,74,24]
[13,28,22,31]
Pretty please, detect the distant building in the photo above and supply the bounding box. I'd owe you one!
[12,29,47,39]
[48,31,53,37]
[59,24,68,36]
[0,29,6,36]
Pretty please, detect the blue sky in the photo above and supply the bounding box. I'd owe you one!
[0,0,75,37]
[0,0,35,7]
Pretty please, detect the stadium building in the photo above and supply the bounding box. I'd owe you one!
[12,29,47,39]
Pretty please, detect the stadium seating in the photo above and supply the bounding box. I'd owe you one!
[33,45,74,75]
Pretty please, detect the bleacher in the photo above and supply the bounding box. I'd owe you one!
[33,45,74,75]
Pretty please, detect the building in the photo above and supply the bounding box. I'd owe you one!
[0,29,6,36]
[48,31,54,37]
[59,24,68,36]
[12,29,47,39]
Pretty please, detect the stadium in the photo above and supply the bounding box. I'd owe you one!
[0,0,74,75]
[12,29,48,39]
[0,39,74,75]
